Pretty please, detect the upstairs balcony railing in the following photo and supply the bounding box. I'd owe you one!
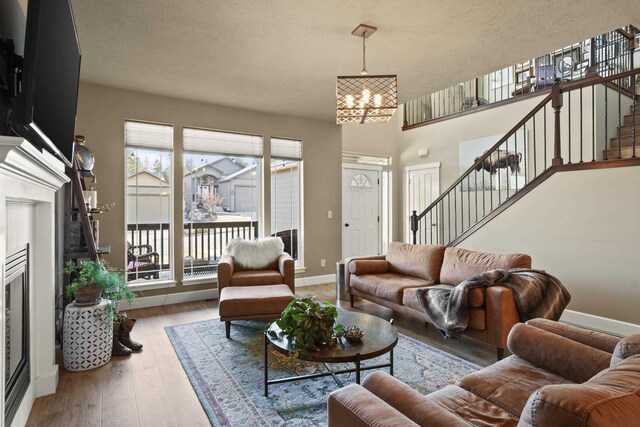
[410,67,640,246]
[403,26,638,129]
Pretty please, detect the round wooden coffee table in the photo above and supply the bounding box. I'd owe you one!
[264,310,397,397]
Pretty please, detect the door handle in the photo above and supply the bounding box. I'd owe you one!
[344,223,350,227]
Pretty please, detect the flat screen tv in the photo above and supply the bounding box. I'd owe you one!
[9,0,81,167]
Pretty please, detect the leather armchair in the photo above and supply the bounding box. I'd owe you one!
[217,253,295,293]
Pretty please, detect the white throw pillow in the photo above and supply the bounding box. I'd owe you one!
[224,237,284,269]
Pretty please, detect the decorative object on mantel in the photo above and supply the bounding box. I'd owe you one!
[344,325,365,342]
[266,298,344,357]
[336,23,398,125]
[73,134,95,172]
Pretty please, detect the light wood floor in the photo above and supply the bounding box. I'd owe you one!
[26,283,497,427]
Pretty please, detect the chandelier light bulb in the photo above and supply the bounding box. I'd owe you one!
[374,94,382,107]
[345,94,355,108]
[362,88,371,103]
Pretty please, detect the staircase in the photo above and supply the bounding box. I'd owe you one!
[606,103,639,159]
[410,68,640,246]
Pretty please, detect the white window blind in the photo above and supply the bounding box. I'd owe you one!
[125,120,174,150]
[271,138,302,160]
[183,127,263,157]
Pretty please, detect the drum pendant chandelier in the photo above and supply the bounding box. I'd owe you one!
[336,24,397,125]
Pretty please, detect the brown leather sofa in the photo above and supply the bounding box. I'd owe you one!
[328,318,640,426]
[346,242,531,359]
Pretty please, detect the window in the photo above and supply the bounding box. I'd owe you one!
[125,120,174,283]
[270,138,302,266]
[182,128,262,278]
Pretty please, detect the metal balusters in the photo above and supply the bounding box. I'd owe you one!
[618,78,622,159]
[533,114,537,176]
[580,87,583,163]
[604,77,608,160]
[544,104,548,169]
[592,87,596,161]
[568,90,572,164]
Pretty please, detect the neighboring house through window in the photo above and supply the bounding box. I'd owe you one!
[270,137,303,267]
[182,127,262,278]
[125,120,174,283]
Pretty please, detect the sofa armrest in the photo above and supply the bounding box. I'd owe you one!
[344,255,385,292]
[484,286,520,349]
[508,323,612,383]
[217,255,234,292]
[349,259,389,275]
[525,318,620,354]
[277,253,295,293]
[328,384,420,427]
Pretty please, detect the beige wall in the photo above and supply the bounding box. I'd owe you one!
[461,166,640,325]
[76,82,342,297]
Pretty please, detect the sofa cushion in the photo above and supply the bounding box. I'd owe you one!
[426,385,519,427]
[349,259,389,275]
[440,247,531,286]
[458,356,571,417]
[229,270,284,286]
[611,334,640,366]
[404,284,486,308]
[519,355,640,427]
[385,242,446,282]
[350,273,433,304]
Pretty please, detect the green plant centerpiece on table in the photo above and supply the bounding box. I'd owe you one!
[64,260,135,320]
[267,297,344,358]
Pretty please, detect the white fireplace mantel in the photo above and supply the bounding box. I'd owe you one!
[0,136,69,427]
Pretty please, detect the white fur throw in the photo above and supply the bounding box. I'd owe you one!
[224,237,284,269]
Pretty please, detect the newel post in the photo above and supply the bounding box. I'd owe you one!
[410,210,418,244]
[551,78,564,166]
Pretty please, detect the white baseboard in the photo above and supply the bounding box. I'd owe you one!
[122,288,218,310]
[560,309,640,336]
[35,365,58,397]
[295,274,336,287]
[122,274,336,310]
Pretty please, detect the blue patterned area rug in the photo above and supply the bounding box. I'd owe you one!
[165,319,479,427]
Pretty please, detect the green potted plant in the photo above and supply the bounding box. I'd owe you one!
[267,297,344,357]
[64,260,135,316]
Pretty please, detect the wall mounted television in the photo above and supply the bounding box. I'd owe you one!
[9,0,81,168]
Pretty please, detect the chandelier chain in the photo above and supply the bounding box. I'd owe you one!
[361,32,367,74]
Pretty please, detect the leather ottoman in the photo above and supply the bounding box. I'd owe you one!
[219,284,295,338]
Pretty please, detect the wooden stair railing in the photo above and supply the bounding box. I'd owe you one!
[411,67,640,246]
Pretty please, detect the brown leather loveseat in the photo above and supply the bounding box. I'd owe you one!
[328,319,640,426]
[346,242,531,359]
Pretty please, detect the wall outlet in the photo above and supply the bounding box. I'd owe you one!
[321,259,326,267]
[328,210,332,219]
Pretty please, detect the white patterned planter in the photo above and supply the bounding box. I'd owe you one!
[63,299,113,371]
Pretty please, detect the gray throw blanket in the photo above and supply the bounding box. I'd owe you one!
[416,268,571,339]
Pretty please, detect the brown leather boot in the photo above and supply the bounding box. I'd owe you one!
[112,335,132,356]
[118,317,143,352]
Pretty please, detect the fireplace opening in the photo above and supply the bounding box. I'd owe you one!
[5,245,30,426]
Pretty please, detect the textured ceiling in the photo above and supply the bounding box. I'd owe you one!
[70,0,640,123]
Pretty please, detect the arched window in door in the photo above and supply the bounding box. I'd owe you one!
[351,173,371,188]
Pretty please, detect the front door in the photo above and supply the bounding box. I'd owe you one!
[342,167,380,259]
[406,163,440,244]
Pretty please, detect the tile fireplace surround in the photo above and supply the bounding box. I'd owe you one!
[0,136,69,427]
